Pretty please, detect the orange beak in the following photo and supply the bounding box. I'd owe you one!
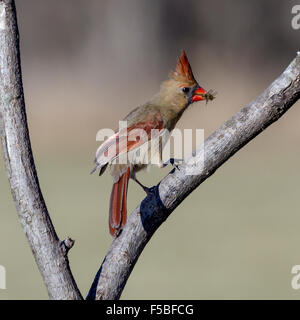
[192,87,207,102]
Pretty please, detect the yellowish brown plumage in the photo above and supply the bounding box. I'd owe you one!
[93,50,213,237]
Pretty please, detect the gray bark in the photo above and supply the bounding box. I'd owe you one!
[0,0,82,300]
[1,0,299,302]
[87,53,300,300]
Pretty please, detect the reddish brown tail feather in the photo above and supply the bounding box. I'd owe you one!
[109,167,130,237]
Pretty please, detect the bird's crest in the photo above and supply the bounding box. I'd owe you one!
[169,50,196,84]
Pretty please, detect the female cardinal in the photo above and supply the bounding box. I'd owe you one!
[92,51,209,237]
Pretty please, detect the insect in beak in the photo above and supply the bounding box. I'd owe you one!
[192,87,217,104]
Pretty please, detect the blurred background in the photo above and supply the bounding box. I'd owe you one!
[0,0,300,299]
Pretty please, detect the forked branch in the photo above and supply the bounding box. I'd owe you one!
[0,0,299,302]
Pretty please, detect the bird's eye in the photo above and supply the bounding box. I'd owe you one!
[182,87,190,93]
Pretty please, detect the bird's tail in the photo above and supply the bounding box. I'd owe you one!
[109,167,130,237]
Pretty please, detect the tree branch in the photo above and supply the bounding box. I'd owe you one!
[1,0,299,301]
[87,53,300,300]
[0,0,82,300]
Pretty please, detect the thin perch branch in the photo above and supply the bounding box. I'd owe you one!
[0,0,82,300]
[1,0,299,301]
[88,53,300,300]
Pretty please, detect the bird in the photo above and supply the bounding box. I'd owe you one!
[92,50,211,237]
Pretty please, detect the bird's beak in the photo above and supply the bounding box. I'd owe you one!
[192,87,207,102]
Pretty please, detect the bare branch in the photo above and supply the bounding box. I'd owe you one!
[0,0,82,300]
[87,54,300,300]
[1,0,299,301]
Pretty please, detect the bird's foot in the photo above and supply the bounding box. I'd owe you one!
[162,158,183,170]
[132,175,155,195]
[142,185,156,195]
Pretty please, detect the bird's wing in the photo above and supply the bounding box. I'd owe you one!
[91,112,164,174]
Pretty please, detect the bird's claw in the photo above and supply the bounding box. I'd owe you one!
[143,186,156,195]
[163,158,183,170]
